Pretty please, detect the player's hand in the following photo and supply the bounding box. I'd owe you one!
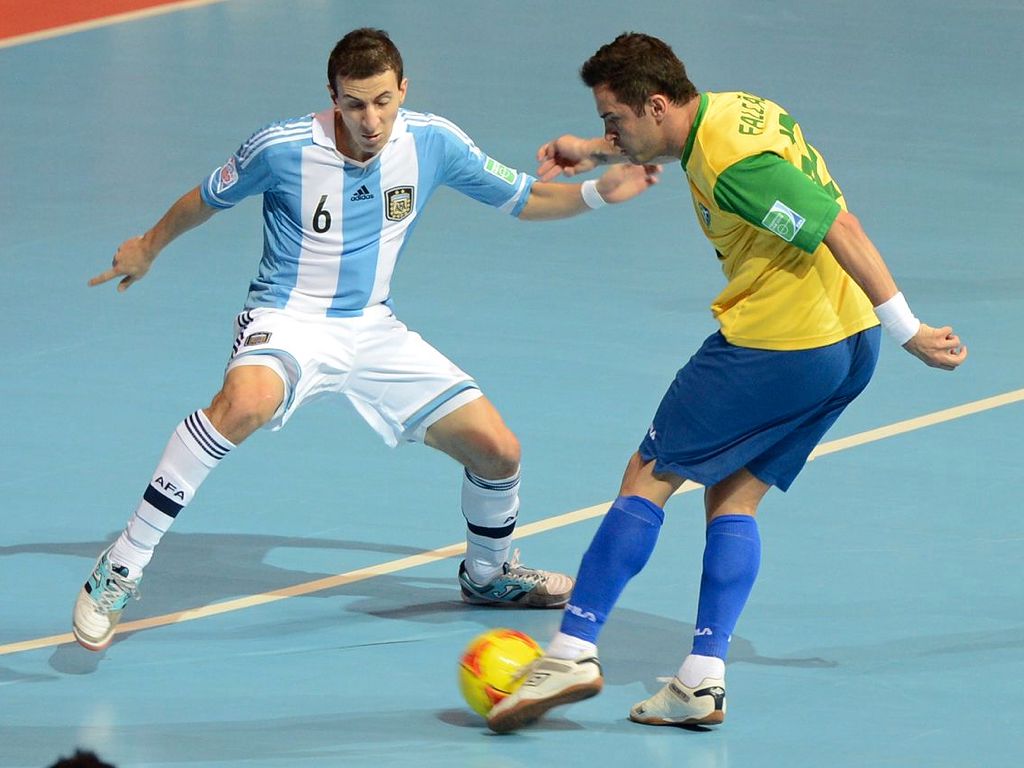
[902,323,967,371]
[595,163,661,203]
[536,135,604,180]
[89,236,157,292]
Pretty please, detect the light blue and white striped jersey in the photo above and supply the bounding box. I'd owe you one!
[201,108,535,316]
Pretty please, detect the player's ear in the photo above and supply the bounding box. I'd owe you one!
[649,94,669,120]
[327,82,338,105]
[398,78,409,105]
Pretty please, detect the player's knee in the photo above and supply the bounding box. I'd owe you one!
[207,375,283,442]
[465,426,520,479]
[704,469,770,519]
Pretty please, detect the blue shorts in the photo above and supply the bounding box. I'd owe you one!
[638,327,880,491]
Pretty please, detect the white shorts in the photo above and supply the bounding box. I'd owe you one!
[225,305,482,447]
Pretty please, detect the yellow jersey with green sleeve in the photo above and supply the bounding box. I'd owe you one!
[682,91,879,350]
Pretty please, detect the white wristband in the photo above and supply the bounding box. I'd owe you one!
[580,179,607,209]
[874,291,921,345]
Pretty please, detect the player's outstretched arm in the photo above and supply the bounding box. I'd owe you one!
[536,135,624,181]
[518,163,660,221]
[823,209,967,371]
[89,186,218,292]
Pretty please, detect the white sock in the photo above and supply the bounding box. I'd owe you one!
[461,468,519,584]
[545,631,598,661]
[677,653,726,687]
[109,410,234,577]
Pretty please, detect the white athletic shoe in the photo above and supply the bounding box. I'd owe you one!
[458,549,574,608]
[486,655,603,733]
[629,676,726,726]
[72,546,142,651]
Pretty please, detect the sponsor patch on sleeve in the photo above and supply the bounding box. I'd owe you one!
[483,157,517,185]
[761,200,805,242]
[215,156,239,194]
[698,202,712,228]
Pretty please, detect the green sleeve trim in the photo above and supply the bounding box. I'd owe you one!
[713,153,840,253]
[679,93,708,168]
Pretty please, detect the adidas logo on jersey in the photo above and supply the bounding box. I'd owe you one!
[350,185,374,201]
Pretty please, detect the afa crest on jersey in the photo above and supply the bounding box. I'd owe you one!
[385,186,414,221]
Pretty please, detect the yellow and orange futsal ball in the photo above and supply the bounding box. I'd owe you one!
[458,628,543,716]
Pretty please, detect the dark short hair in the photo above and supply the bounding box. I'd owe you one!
[581,32,697,116]
[48,750,117,768]
[327,28,404,96]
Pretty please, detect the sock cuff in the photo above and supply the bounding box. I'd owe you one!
[612,495,665,526]
[707,514,759,537]
[175,410,235,468]
[463,468,520,494]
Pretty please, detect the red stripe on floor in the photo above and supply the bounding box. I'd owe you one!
[0,0,186,40]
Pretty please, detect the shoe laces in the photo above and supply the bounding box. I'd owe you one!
[95,569,141,613]
[504,548,548,586]
[509,655,543,685]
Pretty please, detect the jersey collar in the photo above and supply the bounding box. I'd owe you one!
[311,108,408,164]
[680,92,708,168]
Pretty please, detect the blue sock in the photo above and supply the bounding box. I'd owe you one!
[559,495,664,643]
[692,514,761,659]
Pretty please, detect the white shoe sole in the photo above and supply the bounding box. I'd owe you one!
[629,709,725,726]
[71,623,115,652]
[487,678,603,733]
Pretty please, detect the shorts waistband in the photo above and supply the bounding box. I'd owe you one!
[242,303,396,322]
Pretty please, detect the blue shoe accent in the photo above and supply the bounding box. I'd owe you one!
[458,550,573,608]
[72,546,142,651]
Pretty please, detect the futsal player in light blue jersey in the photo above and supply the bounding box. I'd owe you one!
[73,28,659,652]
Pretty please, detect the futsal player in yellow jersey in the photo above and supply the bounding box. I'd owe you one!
[685,90,879,349]
[487,32,967,733]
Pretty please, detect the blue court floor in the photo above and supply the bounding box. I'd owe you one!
[2,1,1022,766]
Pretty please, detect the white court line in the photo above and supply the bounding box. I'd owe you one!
[2,387,1021,657]
[0,0,227,49]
